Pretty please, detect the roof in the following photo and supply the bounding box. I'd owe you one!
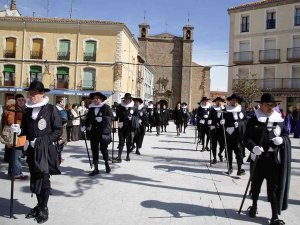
[228,0,291,13]
[149,32,179,38]
[0,16,124,25]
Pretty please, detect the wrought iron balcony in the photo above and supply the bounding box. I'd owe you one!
[266,19,276,29]
[3,50,16,58]
[233,51,253,65]
[259,49,280,63]
[56,81,68,89]
[83,52,96,61]
[4,80,15,86]
[82,85,95,90]
[287,47,300,62]
[30,51,43,59]
[57,51,70,60]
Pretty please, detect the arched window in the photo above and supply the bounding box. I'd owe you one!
[58,39,70,60]
[141,28,146,38]
[3,64,15,86]
[5,37,16,58]
[186,30,191,40]
[30,66,42,82]
[84,40,96,61]
[31,38,43,59]
[56,67,69,89]
[82,68,95,90]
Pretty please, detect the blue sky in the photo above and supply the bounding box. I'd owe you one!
[1,0,252,91]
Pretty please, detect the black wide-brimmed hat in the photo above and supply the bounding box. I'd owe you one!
[133,97,143,104]
[212,97,225,102]
[181,102,187,106]
[24,80,50,92]
[226,93,243,102]
[254,93,280,103]
[201,96,210,101]
[123,93,132,100]
[89,92,107,100]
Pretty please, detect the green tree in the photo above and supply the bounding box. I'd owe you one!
[232,73,262,109]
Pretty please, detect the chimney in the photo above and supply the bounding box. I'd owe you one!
[10,0,16,10]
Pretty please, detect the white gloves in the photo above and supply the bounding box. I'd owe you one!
[210,125,215,130]
[112,112,116,117]
[81,126,86,132]
[11,124,21,135]
[139,119,142,124]
[30,138,36,148]
[96,117,102,123]
[208,120,212,125]
[203,115,208,119]
[252,146,264,156]
[119,122,123,128]
[234,122,239,128]
[128,115,132,121]
[200,120,205,124]
[220,119,225,125]
[272,137,283,145]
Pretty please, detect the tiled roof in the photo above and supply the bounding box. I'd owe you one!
[0,16,124,25]
[228,0,286,12]
[150,32,178,38]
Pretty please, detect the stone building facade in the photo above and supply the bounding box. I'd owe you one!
[138,22,210,110]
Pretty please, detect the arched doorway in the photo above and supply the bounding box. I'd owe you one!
[159,99,168,108]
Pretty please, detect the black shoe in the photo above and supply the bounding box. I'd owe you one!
[112,157,122,163]
[89,169,100,176]
[35,207,48,224]
[211,159,217,164]
[125,156,130,161]
[205,147,210,151]
[164,130,166,132]
[26,205,40,219]
[237,169,246,176]
[218,153,223,162]
[105,163,111,173]
[224,169,233,175]
[136,150,141,155]
[247,206,257,218]
[269,218,285,225]
[200,147,205,152]
[129,145,135,153]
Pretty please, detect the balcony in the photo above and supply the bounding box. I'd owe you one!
[4,80,15,86]
[259,49,280,63]
[266,19,276,29]
[287,48,300,62]
[233,51,253,65]
[57,52,70,60]
[83,52,96,61]
[31,51,43,59]
[233,78,300,92]
[3,50,16,58]
[56,81,68,89]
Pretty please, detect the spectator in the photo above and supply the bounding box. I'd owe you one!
[71,104,80,141]
[65,103,73,142]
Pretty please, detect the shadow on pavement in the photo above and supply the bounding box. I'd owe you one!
[159,140,194,144]
[152,146,196,151]
[140,200,269,224]
[0,197,31,218]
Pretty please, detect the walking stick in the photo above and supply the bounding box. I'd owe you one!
[111,120,116,162]
[194,121,197,144]
[221,112,230,175]
[209,123,212,167]
[78,111,92,169]
[238,117,269,214]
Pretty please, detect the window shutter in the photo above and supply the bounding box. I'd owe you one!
[59,40,70,53]
[3,65,15,73]
[57,67,69,75]
[85,41,96,56]
[83,69,95,88]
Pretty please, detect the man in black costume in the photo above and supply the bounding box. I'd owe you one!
[221,93,246,175]
[245,93,291,225]
[181,102,190,133]
[81,92,113,176]
[14,81,62,223]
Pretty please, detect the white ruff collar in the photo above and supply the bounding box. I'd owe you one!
[200,102,211,109]
[213,106,224,111]
[26,96,49,108]
[255,108,284,123]
[182,106,187,109]
[226,104,241,112]
[138,104,144,110]
[89,101,106,108]
[147,104,153,109]
[121,100,134,108]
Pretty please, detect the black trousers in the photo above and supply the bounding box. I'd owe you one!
[199,124,209,146]
[90,138,109,164]
[211,127,225,159]
[225,132,244,169]
[118,128,134,156]
[251,154,280,214]
[134,125,146,148]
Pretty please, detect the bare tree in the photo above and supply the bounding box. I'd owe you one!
[232,73,261,109]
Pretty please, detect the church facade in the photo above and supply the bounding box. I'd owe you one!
[138,22,210,110]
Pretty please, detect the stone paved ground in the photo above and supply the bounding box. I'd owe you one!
[0,123,299,225]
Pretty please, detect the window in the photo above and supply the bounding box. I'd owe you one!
[58,40,70,60]
[31,38,43,59]
[237,68,249,79]
[266,11,276,29]
[292,66,300,89]
[56,67,69,89]
[4,37,16,58]
[30,66,42,82]
[3,65,15,86]
[295,8,300,26]
[84,41,96,61]
[82,68,95,90]
[241,15,249,32]
[263,67,275,89]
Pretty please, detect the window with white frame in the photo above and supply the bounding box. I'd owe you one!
[266,11,276,29]
[82,68,95,90]
[241,15,250,32]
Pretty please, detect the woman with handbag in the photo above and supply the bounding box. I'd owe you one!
[65,103,73,142]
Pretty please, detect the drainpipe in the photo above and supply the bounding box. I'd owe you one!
[74,23,80,91]
[20,21,26,88]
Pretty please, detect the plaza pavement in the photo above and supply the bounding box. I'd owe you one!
[0,123,299,225]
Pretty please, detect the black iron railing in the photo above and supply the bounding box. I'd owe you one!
[259,49,280,63]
